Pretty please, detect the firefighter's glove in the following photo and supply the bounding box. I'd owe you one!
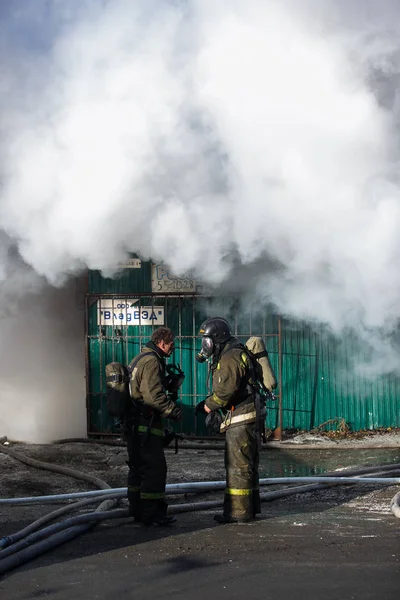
[168,406,183,422]
[205,411,223,433]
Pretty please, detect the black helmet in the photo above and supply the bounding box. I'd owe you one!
[199,317,232,344]
[196,317,232,362]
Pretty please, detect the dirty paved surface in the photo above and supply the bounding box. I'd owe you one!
[0,441,399,600]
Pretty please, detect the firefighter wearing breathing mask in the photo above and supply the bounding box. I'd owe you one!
[196,317,261,523]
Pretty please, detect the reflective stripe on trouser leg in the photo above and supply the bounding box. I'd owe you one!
[137,425,164,437]
[223,422,260,520]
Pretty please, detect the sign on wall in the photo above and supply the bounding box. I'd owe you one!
[98,299,164,326]
[117,258,142,269]
[151,263,196,293]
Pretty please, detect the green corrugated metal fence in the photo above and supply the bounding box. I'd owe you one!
[85,290,281,436]
[86,266,400,436]
[280,320,399,432]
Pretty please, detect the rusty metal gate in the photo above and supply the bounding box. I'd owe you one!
[85,293,282,438]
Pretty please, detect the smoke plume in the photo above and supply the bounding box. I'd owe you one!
[1,0,400,440]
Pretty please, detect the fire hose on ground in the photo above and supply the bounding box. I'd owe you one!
[0,438,399,577]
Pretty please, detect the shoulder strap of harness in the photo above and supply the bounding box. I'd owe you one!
[127,352,146,375]
[128,348,165,375]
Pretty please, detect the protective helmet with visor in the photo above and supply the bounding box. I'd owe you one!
[196,317,232,363]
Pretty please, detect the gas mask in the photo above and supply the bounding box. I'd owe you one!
[196,336,214,363]
[165,363,185,393]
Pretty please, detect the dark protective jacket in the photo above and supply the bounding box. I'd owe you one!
[125,341,174,525]
[205,338,255,419]
[204,337,261,520]
[129,343,177,419]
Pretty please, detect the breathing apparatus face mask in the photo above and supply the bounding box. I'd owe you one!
[165,363,185,393]
[196,336,214,363]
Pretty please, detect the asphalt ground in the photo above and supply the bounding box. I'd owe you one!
[0,442,399,599]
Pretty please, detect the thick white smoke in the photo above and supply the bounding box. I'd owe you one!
[0,246,86,442]
[1,0,400,439]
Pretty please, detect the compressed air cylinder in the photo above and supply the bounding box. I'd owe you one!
[245,337,277,391]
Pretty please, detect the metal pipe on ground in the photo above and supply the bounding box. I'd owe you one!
[2,473,400,506]
[2,462,400,506]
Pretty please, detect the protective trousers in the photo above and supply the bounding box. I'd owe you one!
[223,422,261,520]
[126,417,168,525]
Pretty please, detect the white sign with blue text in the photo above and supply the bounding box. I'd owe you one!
[98,299,164,326]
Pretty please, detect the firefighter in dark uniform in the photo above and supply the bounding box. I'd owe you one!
[126,327,182,526]
[197,317,261,523]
